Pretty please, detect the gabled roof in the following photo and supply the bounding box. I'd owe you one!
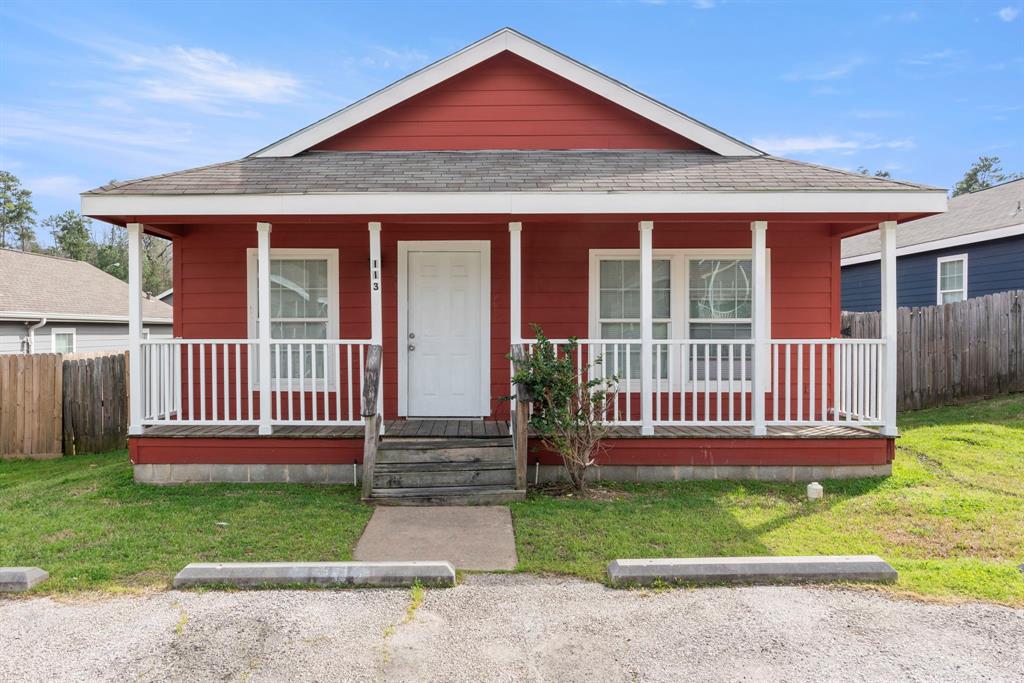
[250,28,762,158]
[0,249,173,323]
[90,150,939,195]
[842,178,1024,264]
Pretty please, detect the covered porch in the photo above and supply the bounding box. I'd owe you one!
[124,216,901,439]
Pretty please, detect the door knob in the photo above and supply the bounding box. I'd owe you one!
[408,344,416,351]
[409,332,416,339]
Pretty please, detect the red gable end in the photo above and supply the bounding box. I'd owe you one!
[312,52,705,152]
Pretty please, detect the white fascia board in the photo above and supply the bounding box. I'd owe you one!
[250,29,761,158]
[82,189,948,218]
[0,311,172,324]
[841,221,1024,266]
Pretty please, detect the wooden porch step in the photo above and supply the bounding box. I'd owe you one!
[368,486,525,506]
[367,434,519,505]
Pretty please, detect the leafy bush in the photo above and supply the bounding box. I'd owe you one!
[510,326,617,492]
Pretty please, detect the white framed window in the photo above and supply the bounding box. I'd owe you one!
[589,248,769,384]
[52,327,76,354]
[246,248,340,385]
[937,254,967,304]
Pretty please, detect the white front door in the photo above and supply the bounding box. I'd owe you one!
[405,247,487,416]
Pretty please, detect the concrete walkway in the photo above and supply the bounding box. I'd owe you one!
[354,506,517,571]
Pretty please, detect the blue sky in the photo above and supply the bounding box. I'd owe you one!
[1,0,1022,244]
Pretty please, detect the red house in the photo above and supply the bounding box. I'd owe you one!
[82,29,946,501]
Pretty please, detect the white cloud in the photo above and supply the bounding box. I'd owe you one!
[111,45,301,109]
[752,135,915,155]
[691,0,716,8]
[997,6,1020,21]
[903,48,958,66]
[849,109,902,119]
[784,57,865,81]
[354,45,432,71]
[811,85,843,96]
[23,175,87,198]
[880,10,920,23]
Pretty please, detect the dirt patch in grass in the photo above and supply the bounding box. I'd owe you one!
[531,482,636,501]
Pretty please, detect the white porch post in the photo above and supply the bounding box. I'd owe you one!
[509,222,522,344]
[257,222,273,435]
[127,222,143,435]
[880,220,898,436]
[639,220,654,436]
[751,220,768,436]
[368,222,383,428]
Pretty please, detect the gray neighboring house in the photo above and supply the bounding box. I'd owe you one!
[0,248,173,354]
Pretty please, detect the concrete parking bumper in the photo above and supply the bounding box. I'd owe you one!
[607,555,898,586]
[172,561,456,588]
[0,567,49,592]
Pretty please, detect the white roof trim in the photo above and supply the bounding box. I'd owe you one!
[82,189,947,217]
[841,221,1024,266]
[0,311,172,324]
[250,28,761,158]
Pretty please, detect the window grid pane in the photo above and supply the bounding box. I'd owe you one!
[257,257,332,381]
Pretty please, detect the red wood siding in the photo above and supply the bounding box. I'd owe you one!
[173,219,841,422]
[312,52,702,152]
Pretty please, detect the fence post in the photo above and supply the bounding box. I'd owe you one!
[361,344,383,498]
[510,344,529,490]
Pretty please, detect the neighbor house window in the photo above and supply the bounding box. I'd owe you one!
[937,254,967,304]
[590,250,767,383]
[247,248,339,382]
[52,328,76,354]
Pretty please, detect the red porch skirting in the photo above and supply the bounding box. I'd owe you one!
[130,436,893,467]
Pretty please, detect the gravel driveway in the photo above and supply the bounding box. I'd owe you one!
[2,574,1022,682]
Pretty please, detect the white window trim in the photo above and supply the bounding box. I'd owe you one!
[52,327,77,354]
[936,254,968,305]
[588,248,771,390]
[245,248,340,389]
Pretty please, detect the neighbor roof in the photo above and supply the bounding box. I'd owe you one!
[0,249,173,323]
[249,28,762,158]
[87,150,939,196]
[842,178,1024,262]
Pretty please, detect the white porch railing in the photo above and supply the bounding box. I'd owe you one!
[517,337,886,430]
[139,339,372,427]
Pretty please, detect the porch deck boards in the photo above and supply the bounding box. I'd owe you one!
[138,421,882,440]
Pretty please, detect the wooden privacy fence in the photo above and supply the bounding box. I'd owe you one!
[62,352,128,455]
[842,290,1024,411]
[0,353,63,458]
[0,352,127,458]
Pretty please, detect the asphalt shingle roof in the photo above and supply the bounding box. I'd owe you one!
[86,150,939,196]
[0,249,172,321]
[842,178,1024,259]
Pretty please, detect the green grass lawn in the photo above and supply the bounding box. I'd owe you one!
[2,395,1022,602]
[0,454,372,592]
[512,393,1024,606]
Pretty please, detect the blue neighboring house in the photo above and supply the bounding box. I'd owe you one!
[842,178,1024,312]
